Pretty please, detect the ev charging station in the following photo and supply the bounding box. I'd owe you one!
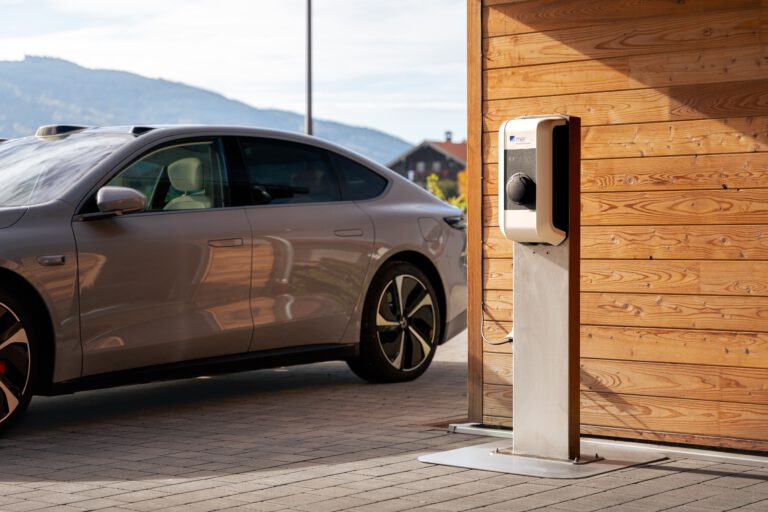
[420,115,663,478]
[499,115,580,463]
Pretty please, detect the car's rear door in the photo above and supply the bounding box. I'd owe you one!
[73,138,254,376]
[231,137,375,351]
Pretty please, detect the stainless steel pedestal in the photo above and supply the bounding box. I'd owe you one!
[419,438,666,479]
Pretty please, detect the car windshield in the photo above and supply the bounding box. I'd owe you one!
[0,131,134,207]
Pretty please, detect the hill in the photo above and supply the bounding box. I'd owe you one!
[0,56,410,163]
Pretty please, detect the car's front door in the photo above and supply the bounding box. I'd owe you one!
[73,139,254,376]
[234,137,375,351]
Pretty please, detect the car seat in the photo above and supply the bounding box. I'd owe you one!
[164,157,211,210]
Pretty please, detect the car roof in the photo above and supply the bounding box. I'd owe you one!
[40,124,434,209]
[55,124,389,172]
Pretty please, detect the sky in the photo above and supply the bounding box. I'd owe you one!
[0,0,467,143]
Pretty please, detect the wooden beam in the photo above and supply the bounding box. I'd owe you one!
[484,80,768,132]
[582,325,768,369]
[581,225,768,261]
[581,358,768,405]
[484,9,759,69]
[484,45,768,101]
[483,116,768,163]
[581,391,768,440]
[582,424,768,453]
[581,292,768,331]
[580,153,768,193]
[581,260,768,297]
[487,153,768,194]
[482,0,759,37]
[467,0,484,423]
[582,189,768,226]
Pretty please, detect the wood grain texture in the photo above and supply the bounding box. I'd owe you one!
[484,45,768,101]
[581,260,768,296]
[483,228,513,259]
[568,116,583,451]
[483,258,513,290]
[582,116,768,159]
[582,189,768,227]
[581,424,768,452]
[482,325,514,354]
[483,195,499,227]
[484,352,514,386]
[486,153,768,196]
[483,80,768,132]
[484,390,768,446]
[484,383,513,418]
[483,313,512,337]
[479,420,768,451]
[484,10,759,69]
[477,0,768,450]
[483,289,513,322]
[582,325,768,369]
[581,225,768,261]
[581,391,768,440]
[484,117,768,163]
[581,152,768,193]
[581,292,768,331]
[581,358,768,405]
[467,0,484,423]
[482,0,758,37]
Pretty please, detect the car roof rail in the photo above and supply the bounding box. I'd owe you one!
[130,126,156,135]
[35,125,90,137]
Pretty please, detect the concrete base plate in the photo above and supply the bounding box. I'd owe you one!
[419,439,666,479]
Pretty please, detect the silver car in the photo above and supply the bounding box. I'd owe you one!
[0,125,467,432]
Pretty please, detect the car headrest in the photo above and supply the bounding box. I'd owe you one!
[168,158,203,193]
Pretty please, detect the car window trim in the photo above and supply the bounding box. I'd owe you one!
[234,136,342,207]
[327,151,392,202]
[74,136,228,216]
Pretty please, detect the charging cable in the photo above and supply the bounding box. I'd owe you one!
[480,231,513,345]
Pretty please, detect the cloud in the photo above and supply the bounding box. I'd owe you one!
[0,0,466,141]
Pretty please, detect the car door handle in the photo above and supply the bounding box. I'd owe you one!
[208,238,244,247]
[334,228,364,237]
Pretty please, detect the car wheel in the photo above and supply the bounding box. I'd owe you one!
[0,292,38,433]
[348,262,441,383]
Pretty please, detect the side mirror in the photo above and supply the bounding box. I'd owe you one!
[96,186,147,215]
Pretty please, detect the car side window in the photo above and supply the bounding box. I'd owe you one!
[330,153,388,201]
[238,138,340,205]
[108,140,226,211]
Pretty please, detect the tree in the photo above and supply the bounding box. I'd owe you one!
[426,172,467,212]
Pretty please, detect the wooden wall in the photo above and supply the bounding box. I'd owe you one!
[468,0,768,451]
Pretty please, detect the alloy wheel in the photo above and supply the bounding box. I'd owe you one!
[0,303,30,423]
[375,274,436,371]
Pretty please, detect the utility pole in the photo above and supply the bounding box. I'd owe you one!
[305,0,313,136]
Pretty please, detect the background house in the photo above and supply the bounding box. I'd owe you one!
[388,131,466,186]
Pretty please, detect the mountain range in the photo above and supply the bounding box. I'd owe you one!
[0,56,411,163]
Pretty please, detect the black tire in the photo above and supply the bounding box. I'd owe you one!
[0,290,39,434]
[347,261,442,383]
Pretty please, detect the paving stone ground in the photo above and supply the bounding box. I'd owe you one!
[2,332,768,511]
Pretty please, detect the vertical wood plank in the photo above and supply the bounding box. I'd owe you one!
[467,0,485,423]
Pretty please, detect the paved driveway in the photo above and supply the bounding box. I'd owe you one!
[2,333,768,511]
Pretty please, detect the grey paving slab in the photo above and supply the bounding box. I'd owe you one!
[1,331,768,512]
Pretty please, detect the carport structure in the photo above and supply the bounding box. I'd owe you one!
[467,0,768,452]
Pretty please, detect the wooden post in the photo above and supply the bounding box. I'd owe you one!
[466,0,484,423]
